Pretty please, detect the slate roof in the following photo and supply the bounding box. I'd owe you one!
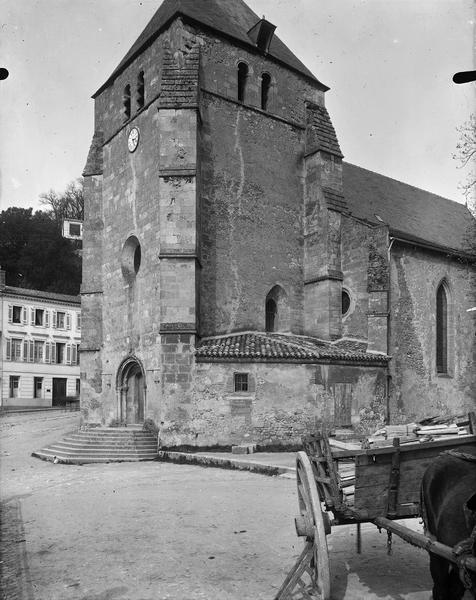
[343,163,476,256]
[196,331,388,363]
[1,286,80,305]
[94,0,326,97]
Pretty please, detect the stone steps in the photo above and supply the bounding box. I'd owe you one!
[32,428,158,464]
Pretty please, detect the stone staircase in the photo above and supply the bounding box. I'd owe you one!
[32,427,158,464]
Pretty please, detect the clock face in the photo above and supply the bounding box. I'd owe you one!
[128,127,140,152]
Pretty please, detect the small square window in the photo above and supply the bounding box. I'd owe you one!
[12,305,22,323]
[69,223,81,237]
[234,373,249,392]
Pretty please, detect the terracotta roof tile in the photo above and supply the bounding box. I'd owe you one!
[196,332,387,363]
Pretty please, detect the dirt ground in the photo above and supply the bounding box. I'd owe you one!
[0,412,438,600]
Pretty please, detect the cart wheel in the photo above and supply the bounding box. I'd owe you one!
[295,450,331,600]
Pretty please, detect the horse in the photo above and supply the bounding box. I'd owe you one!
[420,446,476,599]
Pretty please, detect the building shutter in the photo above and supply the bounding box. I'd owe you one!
[8,305,13,323]
[66,344,72,365]
[51,343,57,364]
[72,344,78,366]
[29,340,34,362]
[23,340,28,361]
[76,313,81,330]
[22,307,27,324]
[45,342,50,364]
[66,313,71,330]
[45,310,50,328]
[30,307,35,325]
[6,339,11,360]
[52,310,57,328]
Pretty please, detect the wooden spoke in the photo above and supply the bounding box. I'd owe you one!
[294,451,331,600]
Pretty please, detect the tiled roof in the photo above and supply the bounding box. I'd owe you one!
[343,163,476,256]
[307,104,343,157]
[94,0,326,97]
[83,131,104,177]
[1,286,80,305]
[196,331,387,363]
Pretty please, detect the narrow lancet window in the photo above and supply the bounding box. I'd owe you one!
[137,71,145,110]
[261,73,271,110]
[123,84,131,121]
[266,298,277,332]
[238,62,248,103]
[436,283,448,373]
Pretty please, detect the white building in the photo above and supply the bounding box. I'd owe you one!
[0,270,81,408]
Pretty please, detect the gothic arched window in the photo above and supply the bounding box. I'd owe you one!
[436,282,448,373]
[237,62,248,103]
[266,298,277,332]
[261,73,271,110]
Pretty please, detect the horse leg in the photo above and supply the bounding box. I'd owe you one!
[429,553,450,600]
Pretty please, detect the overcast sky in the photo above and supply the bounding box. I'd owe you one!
[1,0,474,212]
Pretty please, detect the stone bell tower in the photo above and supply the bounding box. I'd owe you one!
[81,15,202,428]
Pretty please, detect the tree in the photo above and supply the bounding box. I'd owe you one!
[454,114,476,212]
[39,178,84,224]
[0,180,83,294]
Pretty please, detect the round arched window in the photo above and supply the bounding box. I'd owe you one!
[341,290,351,316]
[121,236,141,282]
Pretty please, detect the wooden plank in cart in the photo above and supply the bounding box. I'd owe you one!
[353,434,476,519]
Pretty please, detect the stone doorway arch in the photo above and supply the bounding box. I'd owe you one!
[117,356,146,425]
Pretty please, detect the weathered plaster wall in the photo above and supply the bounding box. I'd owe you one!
[159,361,387,448]
[389,244,475,421]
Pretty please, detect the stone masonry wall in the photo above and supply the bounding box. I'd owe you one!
[159,360,388,448]
[199,92,305,335]
[389,244,475,422]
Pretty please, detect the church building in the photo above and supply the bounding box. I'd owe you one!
[81,0,475,448]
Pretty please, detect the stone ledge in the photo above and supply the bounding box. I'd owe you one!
[157,451,295,477]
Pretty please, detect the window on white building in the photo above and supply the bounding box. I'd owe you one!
[34,377,43,399]
[35,309,45,326]
[56,343,66,364]
[9,376,19,398]
[56,311,65,329]
[11,338,22,360]
[12,305,22,323]
[34,341,44,363]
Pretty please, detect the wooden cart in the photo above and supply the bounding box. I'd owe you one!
[276,424,476,600]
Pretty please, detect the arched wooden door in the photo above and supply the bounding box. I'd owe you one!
[119,359,145,425]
